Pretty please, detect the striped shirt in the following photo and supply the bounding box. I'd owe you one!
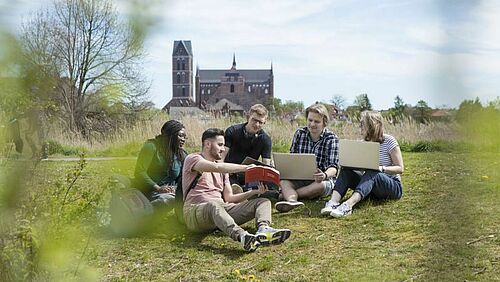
[290,127,339,172]
[379,134,401,181]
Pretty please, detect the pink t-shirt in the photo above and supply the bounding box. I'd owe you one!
[182,153,230,207]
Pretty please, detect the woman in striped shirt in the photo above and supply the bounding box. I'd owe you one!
[321,111,404,217]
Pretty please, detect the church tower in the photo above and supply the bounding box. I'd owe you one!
[163,40,196,111]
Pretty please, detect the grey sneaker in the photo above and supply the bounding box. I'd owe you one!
[330,202,352,218]
[275,201,304,213]
[256,226,291,246]
[240,232,260,252]
[320,200,340,216]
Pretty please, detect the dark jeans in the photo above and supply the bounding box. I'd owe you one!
[333,169,402,200]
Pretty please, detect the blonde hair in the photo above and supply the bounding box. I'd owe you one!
[248,104,268,117]
[361,111,384,143]
[305,103,330,126]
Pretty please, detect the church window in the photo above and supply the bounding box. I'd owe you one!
[201,89,204,95]
[230,84,234,93]
[248,85,251,92]
[208,89,211,94]
[181,59,185,70]
[176,73,180,83]
[176,59,180,70]
[265,88,268,94]
[182,86,186,96]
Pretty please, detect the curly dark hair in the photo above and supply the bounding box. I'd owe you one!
[154,120,186,167]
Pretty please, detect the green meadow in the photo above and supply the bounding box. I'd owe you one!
[1,150,498,281]
[1,113,499,281]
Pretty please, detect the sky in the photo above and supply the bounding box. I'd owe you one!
[2,0,500,110]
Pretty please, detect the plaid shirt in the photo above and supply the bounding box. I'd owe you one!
[290,127,339,172]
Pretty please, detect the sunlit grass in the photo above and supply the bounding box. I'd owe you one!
[2,152,495,281]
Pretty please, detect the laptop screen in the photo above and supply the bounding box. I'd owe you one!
[272,153,316,180]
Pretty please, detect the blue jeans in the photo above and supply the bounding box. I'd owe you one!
[150,192,175,209]
[333,169,402,200]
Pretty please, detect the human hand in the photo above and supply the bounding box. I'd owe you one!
[254,182,268,195]
[158,185,176,194]
[313,168,326,183]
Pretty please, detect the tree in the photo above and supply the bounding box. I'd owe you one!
[353,93,372,112]
[455,97,482,123]
[415,100,431,123]
[330,94,346,110]
[386,95,407,122]
[19,0,149,136]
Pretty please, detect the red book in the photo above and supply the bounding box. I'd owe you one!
[245,166,280,190]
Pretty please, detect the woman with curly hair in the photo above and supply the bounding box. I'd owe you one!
[134,120,187,208]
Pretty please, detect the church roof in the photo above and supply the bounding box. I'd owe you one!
[210,98,244,111]
[173,40,193,56]
[198,69,272,83]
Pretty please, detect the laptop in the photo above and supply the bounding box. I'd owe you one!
[241,156,269,167]
[272,153,316,180]
[339,139,380,170]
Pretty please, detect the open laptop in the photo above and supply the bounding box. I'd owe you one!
[272,153,316,180]
[339,139,380,170]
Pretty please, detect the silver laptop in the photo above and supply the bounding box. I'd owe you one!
[339,139,380,170]
[272,153,316,180]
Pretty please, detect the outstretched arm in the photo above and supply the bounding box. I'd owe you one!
[192,158,251,174]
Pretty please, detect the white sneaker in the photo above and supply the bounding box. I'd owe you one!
[240,232,260,252]
[330,202,352,218]
[256,226,291,246]
[320,200,340,216]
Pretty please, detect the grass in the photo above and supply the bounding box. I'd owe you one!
[6,151,498,281]
[36,115,462,157]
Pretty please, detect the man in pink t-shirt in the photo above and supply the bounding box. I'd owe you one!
[182,128,291,252]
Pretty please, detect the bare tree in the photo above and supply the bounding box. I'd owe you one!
[20,0,149,136]
[330,94,346,110]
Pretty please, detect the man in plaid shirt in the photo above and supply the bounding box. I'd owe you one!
[275,103,339,213]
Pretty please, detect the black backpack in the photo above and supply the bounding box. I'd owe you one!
[108,174,154,236]
[174,170,201,224]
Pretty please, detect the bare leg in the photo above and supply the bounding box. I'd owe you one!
[344,192,362,208]
[276,180,304,213]
[330,190,342,204]
[280,180,298,201]
[296,182,325,200]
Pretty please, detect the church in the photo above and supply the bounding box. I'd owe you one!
[163,40,274,113]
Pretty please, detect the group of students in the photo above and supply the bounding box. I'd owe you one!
[133,103,404,251]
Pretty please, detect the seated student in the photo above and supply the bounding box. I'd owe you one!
[182,128,291,251]
[323,111,404,217]
[221,104,272,191]
[275,103,339,213]
[134,120,187,209]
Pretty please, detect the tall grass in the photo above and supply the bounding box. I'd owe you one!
[43,114,462,156]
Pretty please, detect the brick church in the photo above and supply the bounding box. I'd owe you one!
[163,40,274,113]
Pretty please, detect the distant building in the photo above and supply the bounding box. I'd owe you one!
[163,40,274,113]
[163,40,196,111]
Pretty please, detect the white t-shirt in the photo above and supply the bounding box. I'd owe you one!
[379,134,401,181]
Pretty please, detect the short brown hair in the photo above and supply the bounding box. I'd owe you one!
[248,104,268,117]
[361,111,384,143]
[305,103,330,126]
